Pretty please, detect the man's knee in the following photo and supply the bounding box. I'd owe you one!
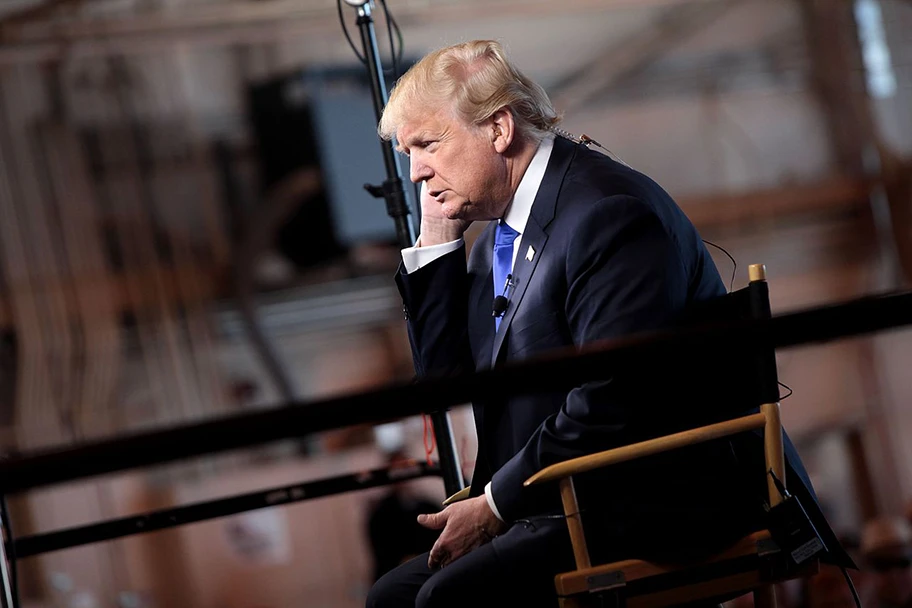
[366,570,447,608]
[366,556,430,608]
[414,573,459,608]
[413,577,438,608]
[366,572,399,608]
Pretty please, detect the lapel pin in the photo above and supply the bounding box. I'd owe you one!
[526,245,535,262]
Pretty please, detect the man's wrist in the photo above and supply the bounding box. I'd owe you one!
[484,481,505,523]
[419,221,468,246]
[401,237,464,274]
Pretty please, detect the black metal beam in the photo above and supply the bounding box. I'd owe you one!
[9,461,441,558]
[0,289,909,496]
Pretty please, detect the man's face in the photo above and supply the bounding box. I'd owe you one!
[396,106,512,222]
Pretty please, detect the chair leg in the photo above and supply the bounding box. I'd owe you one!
[557,596,586,608]
[753,584,777,608]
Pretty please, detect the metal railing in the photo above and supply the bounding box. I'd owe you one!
[0,288,910,606]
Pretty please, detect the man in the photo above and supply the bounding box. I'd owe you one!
[368,40,849,608]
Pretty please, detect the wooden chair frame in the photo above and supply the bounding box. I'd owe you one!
[525,405,796,607]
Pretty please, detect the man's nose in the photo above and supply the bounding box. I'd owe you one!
[409,157,433,184]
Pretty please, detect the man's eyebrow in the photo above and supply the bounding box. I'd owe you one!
[398,131,432,151]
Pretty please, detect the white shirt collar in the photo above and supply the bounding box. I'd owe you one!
[500,132,555,235]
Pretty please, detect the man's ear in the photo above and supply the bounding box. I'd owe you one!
[490,109,515,154]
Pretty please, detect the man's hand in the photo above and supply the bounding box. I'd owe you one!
[417,182,471,246]
[418,495,507,569]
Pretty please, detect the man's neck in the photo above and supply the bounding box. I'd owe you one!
[506,135,540,200]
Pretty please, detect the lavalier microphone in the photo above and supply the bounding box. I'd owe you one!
[492,274,514,318]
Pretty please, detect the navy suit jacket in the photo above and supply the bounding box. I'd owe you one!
[397,136,852,565]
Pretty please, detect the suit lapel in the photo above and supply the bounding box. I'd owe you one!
[490,136,577,364]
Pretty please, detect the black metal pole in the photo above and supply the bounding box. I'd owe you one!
[350,1,465,497]
[9,462,441,558]
[355,1,416,246]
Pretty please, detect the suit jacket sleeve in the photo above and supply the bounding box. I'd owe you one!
[395,243,474,379]
[489,195,692,521]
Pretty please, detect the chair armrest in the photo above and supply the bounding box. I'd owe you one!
[442,486,471,506]
[524,413,766,487]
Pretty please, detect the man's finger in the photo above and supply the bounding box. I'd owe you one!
[428,540,446,570]
[417,510,447,530]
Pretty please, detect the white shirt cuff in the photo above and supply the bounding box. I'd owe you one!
[401,237,464,274]
[484,481,505,522]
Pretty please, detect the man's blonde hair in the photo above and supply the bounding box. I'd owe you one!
[378,40,561,143]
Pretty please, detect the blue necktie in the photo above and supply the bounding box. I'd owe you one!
[493,220,520,332]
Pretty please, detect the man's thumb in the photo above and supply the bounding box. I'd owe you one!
[417,511,446,529]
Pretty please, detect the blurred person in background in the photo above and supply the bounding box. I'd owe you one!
[861,516,912,608]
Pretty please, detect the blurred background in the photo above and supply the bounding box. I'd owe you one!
[0,0,910,606]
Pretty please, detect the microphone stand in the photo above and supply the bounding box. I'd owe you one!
[343,0,465,497]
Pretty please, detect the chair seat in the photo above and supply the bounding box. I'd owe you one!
[555,530,819,607]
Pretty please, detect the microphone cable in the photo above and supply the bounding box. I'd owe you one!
[701,239,792,403]
[378,0,404,79]
[702,239,737,294]
[336,0,404,78]
[840,565,862,608]
[0,495,20,608]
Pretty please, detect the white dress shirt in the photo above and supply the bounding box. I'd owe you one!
[400,133,556,521]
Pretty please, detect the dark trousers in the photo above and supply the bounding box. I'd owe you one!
[366,516,579,608]
[365,501,757,608]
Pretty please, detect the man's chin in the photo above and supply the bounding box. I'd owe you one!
[443,203,491,223]
[442,203,470,221]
